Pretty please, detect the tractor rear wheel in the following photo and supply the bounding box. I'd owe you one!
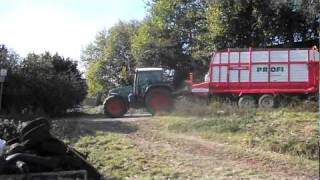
[258,94,276,108]
[238,95,256,108]
[104,96,127,118]
[145,88,173,115]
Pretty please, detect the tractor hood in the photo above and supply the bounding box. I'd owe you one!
[109,85,132,99]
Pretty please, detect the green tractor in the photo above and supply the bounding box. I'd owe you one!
[103,68,175,118]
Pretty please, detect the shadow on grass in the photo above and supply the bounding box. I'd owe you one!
[79,120,138,134]
[63,112,152,119]
[51,113,153,140]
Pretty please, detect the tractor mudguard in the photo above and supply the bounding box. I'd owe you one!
[103,95,128,107]
[144,85,172,98]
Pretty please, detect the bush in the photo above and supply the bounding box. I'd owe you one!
[0,119,19,140]
[0,46,87,116]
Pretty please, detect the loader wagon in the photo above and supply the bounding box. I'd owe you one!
[189,47,320,108]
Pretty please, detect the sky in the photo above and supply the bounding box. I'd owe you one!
[0,0,147,63]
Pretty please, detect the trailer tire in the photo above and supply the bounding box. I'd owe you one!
[258,94,276,108]
[238,95,256,108]
[276,95,290,107]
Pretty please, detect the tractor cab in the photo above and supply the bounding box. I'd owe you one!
[104,67,174,118]
[133,68,167,96]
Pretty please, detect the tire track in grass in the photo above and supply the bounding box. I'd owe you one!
[127,119,317,180]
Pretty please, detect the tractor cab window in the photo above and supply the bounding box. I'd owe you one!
[137,71,162,85]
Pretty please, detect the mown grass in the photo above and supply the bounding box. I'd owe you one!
[51,118,181,179]
[158,100,319,161]
[73,132,178,179]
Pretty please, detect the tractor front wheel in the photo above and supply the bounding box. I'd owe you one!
[104,96,127,118]
[145,88,173,115]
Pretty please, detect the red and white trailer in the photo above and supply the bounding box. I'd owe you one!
[189,48,320,108]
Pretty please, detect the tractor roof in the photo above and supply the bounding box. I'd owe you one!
[136,68,163,72]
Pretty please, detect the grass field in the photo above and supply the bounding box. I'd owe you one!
[52,118,179,179]
[158,100,319,161]
[52,101,319,179]
[73,132,176,179]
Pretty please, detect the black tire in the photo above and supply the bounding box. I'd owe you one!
[104,96,127,118]
[145,88,173,115]
[20,124,52,148]
[66,147,101,180]
[238,95,256,108]
[276,95,290,107]
[258,94,276,108]
[6,137,19,146]
[40,137,67,155]
[19,117,50,136]
[5,153,60,170]
[6,143,25,155]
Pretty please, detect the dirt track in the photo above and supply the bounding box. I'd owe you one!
[69,114,318,180]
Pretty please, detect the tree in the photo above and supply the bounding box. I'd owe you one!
[83,21,139,96]
[106,21,139,85]
[80,30,108,65]
[136,0,209,65]
[206,0,320,49]
[132,0,210,84]
[86,60,108,95]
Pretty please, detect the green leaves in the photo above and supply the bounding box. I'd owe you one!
[0,46,87,116]
[83,21,139,95]
[206,0,319,48]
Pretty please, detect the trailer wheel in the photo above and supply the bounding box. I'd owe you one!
[104,96,127,118]
[258,94,276,108]
[277,95,290,107]
[238,95,256,108]
[145,88,173,115]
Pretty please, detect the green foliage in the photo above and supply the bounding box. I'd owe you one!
[83,21,139,95]
[86,60,108,95]
[133,0,209,68]
[206,0,320,48]
[0,45,87,116]
[106,21,138,84]
[0,119,19,140]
